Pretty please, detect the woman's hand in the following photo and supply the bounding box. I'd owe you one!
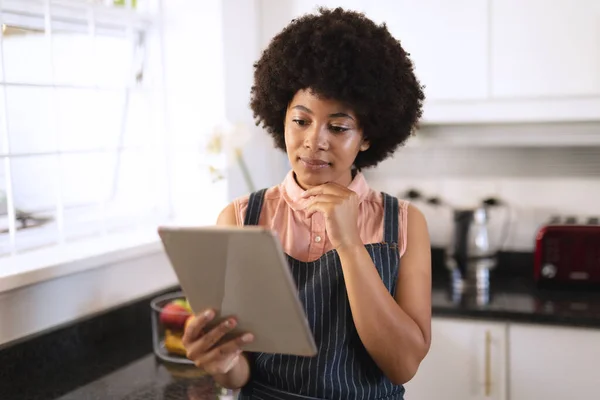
[301,183,362,250]
[182,309,254,376]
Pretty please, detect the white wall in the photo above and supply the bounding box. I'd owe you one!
[160,0,229,223]
[221,0,288,202]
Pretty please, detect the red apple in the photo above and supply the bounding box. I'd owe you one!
[160,302,191,330]
[171,298,192,312]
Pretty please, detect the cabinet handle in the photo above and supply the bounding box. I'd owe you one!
[485,330,492,397]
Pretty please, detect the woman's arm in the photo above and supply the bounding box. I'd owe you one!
[336,204,431,384]
[302,183,432,385]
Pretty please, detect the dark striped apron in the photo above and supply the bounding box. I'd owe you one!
[239,189,405,400]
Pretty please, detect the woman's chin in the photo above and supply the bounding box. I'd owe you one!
[293,169,332,188]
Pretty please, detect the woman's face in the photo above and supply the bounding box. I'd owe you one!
[284,89,369,189]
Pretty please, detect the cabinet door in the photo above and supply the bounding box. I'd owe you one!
[405,318,507,400]
[363,0,489,101]
[509,324,600,400]
[491,0,600,98]
[258,0,366,50]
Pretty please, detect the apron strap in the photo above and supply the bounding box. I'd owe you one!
[381,192,399,244]
[243,188,267,226]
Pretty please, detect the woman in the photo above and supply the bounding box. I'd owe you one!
[182,7,431,400]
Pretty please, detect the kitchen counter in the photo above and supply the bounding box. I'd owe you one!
[3,251,600,400]
[55,354,231,400]
[55,284,600,400]
[431,277,600,328]
[429,250,600,328]
[0,288,230,400]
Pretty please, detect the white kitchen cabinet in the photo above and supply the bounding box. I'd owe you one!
[257,0,600,125]
[363,0,489,102]
[509,323,600,400]
[258,0,366,50]
[491,0,600,99]
[405,318,507,400]
[292,0,365,14]
[260,0,489,102]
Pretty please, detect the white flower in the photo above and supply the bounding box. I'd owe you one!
[204,120,255,192]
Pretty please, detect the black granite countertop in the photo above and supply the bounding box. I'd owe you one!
[2,251,600,400]
[55,354,232,400]
[0,288,229,400]
[429,251,600,328]
[431,276,600,328]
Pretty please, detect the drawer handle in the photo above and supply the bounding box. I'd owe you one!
[485,330,492,397]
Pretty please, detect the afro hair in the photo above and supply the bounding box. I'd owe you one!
[249,7,425,170]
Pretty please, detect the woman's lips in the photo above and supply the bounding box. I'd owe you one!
[299,157,330,170]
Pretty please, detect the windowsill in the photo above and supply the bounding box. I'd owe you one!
[0,229,164,293]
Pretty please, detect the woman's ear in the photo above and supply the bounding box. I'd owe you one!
[360,139,370,151]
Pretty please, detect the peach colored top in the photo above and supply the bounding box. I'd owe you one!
[233,171,410,263]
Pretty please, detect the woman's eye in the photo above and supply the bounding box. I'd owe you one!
[293,119,308,126]
[329,125,349,133]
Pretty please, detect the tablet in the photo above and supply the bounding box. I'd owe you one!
[157,225,317,357]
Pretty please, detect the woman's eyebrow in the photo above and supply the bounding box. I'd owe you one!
[292,105,354,120]
[328,112,354,120]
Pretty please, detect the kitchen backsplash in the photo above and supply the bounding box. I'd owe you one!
[364,123,600,253]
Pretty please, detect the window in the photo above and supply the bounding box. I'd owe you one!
[0,0,173,258]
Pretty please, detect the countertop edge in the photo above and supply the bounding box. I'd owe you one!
[432,307,600,329]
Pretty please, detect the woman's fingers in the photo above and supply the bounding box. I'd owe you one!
[307,194,342,204]
[186,317,238,361]
[182,309,256,374]
[182,309,215,346]
[301,182,349,197]
[303,194,344,218]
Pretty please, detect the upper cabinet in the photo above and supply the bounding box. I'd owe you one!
[491,0,600,99]
[258,0,600,125]
[258,0,366,50]
[363,0,489,101]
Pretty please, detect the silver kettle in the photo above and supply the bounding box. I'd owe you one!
[446,204,500,294]
[399,189,508,295]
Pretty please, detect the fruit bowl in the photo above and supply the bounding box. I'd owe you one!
[150,291,196,365]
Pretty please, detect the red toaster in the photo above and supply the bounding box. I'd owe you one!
[534,224,600,287]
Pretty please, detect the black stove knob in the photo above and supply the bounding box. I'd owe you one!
[587,217,599,225]
[549,215,561,224]
[565,216,577,224]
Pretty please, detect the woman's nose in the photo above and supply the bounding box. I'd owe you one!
[303,124,328,150]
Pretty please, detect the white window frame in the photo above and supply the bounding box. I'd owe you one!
[0,0,174,293]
